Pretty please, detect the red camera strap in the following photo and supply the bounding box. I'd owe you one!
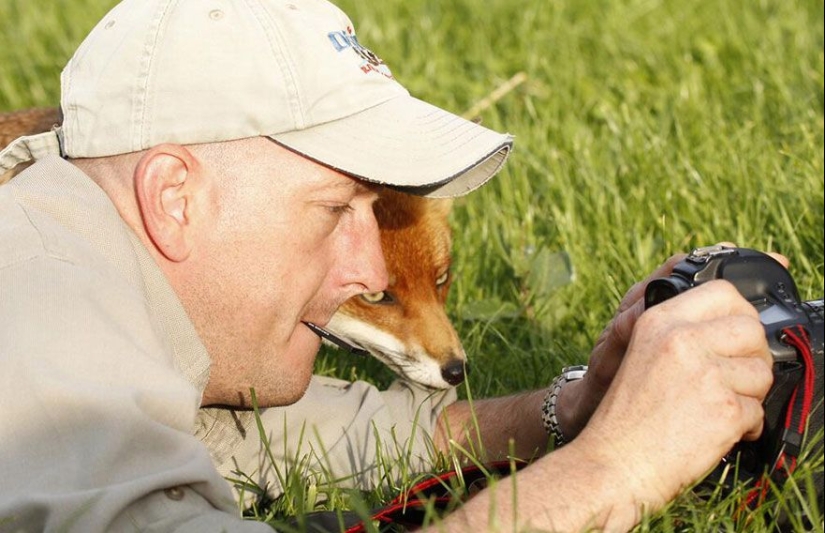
[342,460,528,533]
[743,325,816,508]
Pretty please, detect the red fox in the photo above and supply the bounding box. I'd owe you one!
[326,187,467,388]
[0,107,467,389]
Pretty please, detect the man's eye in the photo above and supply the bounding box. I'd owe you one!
[328,204,354,215]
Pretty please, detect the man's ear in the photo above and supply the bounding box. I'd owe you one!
[134,144,207,262]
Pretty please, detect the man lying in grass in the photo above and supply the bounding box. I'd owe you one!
[0,0,781,531]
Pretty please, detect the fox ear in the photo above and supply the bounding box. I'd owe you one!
[430,197,454,218]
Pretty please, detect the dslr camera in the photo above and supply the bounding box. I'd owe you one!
[644,245,823,494]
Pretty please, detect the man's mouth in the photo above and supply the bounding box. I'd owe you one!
[302,321,370,357]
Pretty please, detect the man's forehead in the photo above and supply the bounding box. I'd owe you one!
[300,173,380,206]
[258,137,379,196]
[313,167,382,198]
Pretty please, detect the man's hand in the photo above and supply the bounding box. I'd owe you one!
[577,280,774,508]
[557,245,788,442]
[434,278,775,533]
[556,252,687,441]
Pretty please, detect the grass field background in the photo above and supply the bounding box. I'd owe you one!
[1,0,823,531]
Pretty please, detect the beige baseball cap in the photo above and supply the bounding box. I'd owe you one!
[1,0,513,197]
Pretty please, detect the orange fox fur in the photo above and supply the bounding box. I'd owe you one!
[0,107,466,389]
[328,188,466,388]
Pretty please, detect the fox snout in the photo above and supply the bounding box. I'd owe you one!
[326,300,468,390]
[440,358,468,386]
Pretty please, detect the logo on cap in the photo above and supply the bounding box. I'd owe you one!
[327,26,394,79]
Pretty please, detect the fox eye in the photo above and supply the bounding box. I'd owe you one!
[435,271,450,287]
[361,291,394,305]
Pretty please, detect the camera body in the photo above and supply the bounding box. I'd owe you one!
[644,245,824,486]
[645,245,823,363]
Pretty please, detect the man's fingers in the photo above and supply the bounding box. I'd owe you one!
[721,349,774,398]
[707,312,773,365]
[683,314,773,442]
[738,396,767,441]
[768,252,789,268]
[609,298,645,346]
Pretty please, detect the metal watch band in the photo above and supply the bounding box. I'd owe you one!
[541,365,588,447]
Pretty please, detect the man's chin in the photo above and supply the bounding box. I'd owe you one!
[279,376,313,405]
[245,365,313,407]
[258,326,321,407]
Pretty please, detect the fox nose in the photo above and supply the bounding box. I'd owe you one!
[441,360,469,386]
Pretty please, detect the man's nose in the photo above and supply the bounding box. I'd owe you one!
[343,211,388,294]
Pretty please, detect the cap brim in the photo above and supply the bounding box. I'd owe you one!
[269,95,513,198]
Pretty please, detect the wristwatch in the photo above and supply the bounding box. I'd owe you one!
[541,365,588,447]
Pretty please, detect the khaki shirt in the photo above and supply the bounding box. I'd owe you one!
[0,156,454,532]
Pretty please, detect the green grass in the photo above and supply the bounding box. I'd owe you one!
[2,0,822,531]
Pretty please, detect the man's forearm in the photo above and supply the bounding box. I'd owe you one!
[429,390,664,533]
[421,435,644,532]
[434,391,550,461]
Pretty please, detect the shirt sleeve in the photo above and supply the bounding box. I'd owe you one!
[0,253,272,532]
[211,374,457,501]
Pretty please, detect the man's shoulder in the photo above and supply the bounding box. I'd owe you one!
[0,178,115,279]
[0,157,140,276]
[0,159,160,351]
[0,182,48,269]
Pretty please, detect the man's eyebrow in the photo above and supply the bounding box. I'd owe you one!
[326,177,382,197]
[356,181,383,195]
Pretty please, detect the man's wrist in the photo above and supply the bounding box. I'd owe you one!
[541,365,588,446]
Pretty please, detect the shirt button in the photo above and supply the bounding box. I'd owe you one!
[164,487,185,501]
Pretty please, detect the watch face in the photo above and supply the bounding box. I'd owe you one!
[562,365,588,381]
